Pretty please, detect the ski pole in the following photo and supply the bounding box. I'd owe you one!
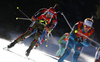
[16,7,33,22]
[50,33,54,39]
[61,12,72,30]
[16,17,32,21]
[90,44,98,50]
[53,4,58,9]
[17,7,30,19]
[61,12,100,47]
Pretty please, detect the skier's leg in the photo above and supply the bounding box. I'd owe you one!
[35,34,43,49]
[7,25,38,49]
[26,28,44,56]
[60,46,66,57]
[72,43,83,62]
[26,39,37,56]
[58,38,74,62]
[60,41,67,57]
[6,22,39,50]
[56,44,62,57]
[58,50,71,62]
[7,30,32,48]
[37,29,46,44]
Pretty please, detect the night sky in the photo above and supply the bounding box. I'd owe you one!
[0,0,100,43]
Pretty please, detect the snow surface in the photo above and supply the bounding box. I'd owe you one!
[0,33,96,62]
[0,38,69,62]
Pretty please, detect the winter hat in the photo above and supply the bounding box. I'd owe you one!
[84,18,94,27]
[48,7,56,14]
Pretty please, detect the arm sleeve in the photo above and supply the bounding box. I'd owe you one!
[81,39,91,47]
[59,35,67,43]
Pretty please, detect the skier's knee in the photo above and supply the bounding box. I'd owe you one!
[63,49,71,57]
[29,27,34,32]
[15,36,25,41]
[38,29,43,35]
[30,40,37,49]
[34,39,37,42]
[73,52,80,59]
[21,36,25,41]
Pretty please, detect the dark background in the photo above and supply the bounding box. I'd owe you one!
[0,0,100,43]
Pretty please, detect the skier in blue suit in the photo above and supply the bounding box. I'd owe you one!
[58,18,95,62]
[56,33,69,58]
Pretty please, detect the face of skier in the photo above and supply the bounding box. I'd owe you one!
[83,18,93,33]
[46,12,53,18]
[83,25,91,32]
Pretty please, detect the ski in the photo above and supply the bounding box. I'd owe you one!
[45,54,58,60]
[3,48,36,62]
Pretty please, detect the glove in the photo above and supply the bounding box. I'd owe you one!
[80,37,83,42]
[74,37,80,42]
[31,16,38,21]
[74,37,83,43]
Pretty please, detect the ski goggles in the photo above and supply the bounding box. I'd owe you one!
[48,12,53,15]
[84,25,91,29]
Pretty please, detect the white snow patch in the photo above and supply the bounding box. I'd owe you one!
[0,38,69,62]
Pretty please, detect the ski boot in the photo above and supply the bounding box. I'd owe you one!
[25,49,31,56]
[25,41,37,56]
[3,41,18,50]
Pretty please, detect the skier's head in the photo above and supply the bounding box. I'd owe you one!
[65,33,70,41]
[46,7,56,18]
[48,7,56,14]
[84,18,94,27]
[65,33,70,37]
[83,18,94,32]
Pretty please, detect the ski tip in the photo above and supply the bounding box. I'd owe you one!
[3,47,9,51]
[17,7,19,9]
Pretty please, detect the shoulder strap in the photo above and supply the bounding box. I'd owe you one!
[77,21,83,31]
[88,28,94,37]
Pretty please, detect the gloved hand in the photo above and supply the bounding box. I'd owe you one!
[31,16,38,21]
[79,37,83,43]
[74,37,83,43]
